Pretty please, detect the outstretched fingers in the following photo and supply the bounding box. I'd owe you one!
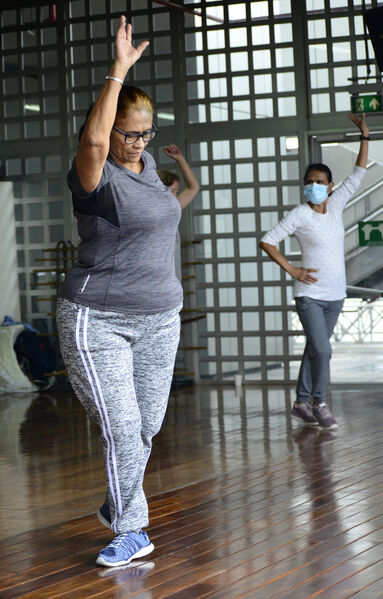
[117,15,127,37]
[136,40,150,56]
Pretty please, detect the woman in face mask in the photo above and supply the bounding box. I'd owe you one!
[259,113,369,430]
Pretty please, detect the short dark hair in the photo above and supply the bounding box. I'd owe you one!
[157,169,179,187]
[303,163,332,184]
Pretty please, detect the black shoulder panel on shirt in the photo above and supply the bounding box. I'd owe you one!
[72,182,119,227]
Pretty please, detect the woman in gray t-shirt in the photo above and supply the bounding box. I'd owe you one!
[56,16,182,567]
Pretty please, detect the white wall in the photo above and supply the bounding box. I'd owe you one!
[0,182,20,322]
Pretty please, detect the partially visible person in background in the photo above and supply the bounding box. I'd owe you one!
[260,113,369,431]
[158,145,200,280]
[158,144,200,209]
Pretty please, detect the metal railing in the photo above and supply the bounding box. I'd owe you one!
[292,287,383,344]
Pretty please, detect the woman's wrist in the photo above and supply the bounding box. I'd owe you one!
[286,263,296,277]
[109,60,130,80]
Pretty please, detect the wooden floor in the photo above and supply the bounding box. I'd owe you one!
[1,385,383,598]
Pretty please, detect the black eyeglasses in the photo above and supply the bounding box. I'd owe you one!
[112,124,158,144]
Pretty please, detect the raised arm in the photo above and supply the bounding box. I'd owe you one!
[162,145,200,209]
[76,17,149,193]
[348,113,369,169]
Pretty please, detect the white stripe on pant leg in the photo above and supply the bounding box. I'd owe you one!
[75,307,119,530]
[83,307,123,522]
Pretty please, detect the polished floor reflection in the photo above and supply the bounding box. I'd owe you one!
[1,385,383,598]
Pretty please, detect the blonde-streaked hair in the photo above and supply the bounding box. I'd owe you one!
[117,84,154,116]
[78,85,154,140]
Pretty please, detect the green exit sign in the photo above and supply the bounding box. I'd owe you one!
[359,221,383,246]
[351,94,383,113]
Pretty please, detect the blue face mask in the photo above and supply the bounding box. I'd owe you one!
[303,183,328,205]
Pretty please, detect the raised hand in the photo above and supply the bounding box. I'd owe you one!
[291,267,319,285]
[348,112,369,136]
[162,144,184,162]
[115,16,149,67]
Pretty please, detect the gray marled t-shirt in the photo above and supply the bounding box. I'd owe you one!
[60,151,183,313]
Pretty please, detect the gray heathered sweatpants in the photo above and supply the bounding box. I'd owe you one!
[56,298,181,534]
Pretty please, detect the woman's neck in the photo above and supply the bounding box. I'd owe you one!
[309,198,328,214]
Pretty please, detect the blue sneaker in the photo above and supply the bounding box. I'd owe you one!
[97,502,112,530]
[96,531,154,567]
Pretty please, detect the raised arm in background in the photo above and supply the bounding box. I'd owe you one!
[76,17,149,193]
[162,145,200,209]
[348,112,370,169]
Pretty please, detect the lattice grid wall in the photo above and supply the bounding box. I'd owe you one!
[0,0,382,381]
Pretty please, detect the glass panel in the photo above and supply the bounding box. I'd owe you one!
[277,72,295,92]
[208,54,226,73]
[217,239,234,258]
[308,20,326,39]
[253,50,271,70]
[215,189,232,209]
[228,3,247,20]
[218,263,236,282]
[250,1,269,18]
[238,213,256,232]
[278,96,297,116]
[235,139,252,158]
[239,238,257,256]
[331,17,350,37]
[333,41,351,62]
[309,44,328,64]
[275,47,294,68]
[251,25,270,45]
[230,52,249,72]
[237,188,255,207]
[216,214,233,234]
[219,288,236,306]
[211,101,229,121]
[258,162,277,181]
[233,100,251,119]
[232,76,250,96]
[220,313,238,331]
[254,74,272,94]
[209,78,227,97]
[214,164,231,184]
[212,141,230,160]
[255,98,273,118]
[236,163,254,183]
[310,68,329,89]
[241,287,259,306]
[259,187,278,206]
[274,23,293,43]
[207,30,225,50]
[333,66,352,87]
[257,138,275,157]
[229,27,247,47]
[312,93,331,113]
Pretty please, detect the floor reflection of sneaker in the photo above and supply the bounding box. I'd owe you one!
[96,530,154,567]
[292,427,319,451]
[291,402,319,427]
[97,502,112,530]
[97,560,155,579]
[317,430,338,443]
[313,403,338,430]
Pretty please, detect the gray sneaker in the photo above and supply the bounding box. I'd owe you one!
[313,403,338,430]
[291,402,319,427]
